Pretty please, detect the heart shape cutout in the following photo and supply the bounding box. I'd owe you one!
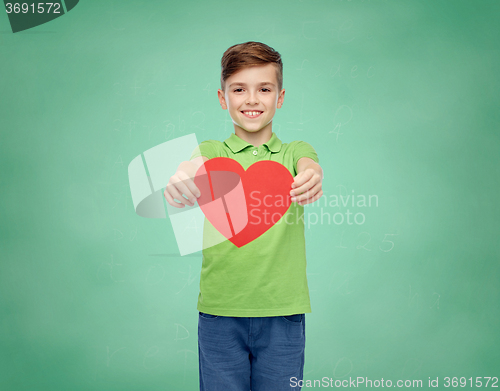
[194,157,293,248]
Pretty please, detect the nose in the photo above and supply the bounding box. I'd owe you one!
[246,90,259,105]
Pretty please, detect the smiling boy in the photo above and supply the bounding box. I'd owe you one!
[164,41,323,391]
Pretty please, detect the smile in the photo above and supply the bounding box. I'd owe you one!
[241,111,263,118]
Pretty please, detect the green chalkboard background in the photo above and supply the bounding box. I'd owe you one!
[1,1,499,390]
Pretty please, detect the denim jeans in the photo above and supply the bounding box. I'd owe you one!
[198,312,305,391]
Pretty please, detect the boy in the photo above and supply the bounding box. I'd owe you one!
[164,41,323,391]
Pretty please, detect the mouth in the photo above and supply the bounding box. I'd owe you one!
[241,111,263,118]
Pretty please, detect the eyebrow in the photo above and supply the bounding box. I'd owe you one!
[229,82,275,88]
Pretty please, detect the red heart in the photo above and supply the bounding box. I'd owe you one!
[194,157,293,248]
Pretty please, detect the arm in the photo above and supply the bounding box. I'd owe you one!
[163,156,209,208]
[290,157,324,205]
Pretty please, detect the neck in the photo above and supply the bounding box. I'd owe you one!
[234,125,273,147]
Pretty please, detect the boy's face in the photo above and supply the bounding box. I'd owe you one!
[218,63,285,136]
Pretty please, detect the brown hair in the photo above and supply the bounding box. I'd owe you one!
[220,41,283,93]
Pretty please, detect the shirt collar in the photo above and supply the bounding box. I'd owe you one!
[224,132,283,154]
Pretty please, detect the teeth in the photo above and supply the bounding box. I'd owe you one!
[243,111,261,116]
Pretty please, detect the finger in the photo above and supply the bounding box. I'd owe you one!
[291,172,320,195]
[298,189,323,205]
[291,181,313,198]
[291,172,303,189]
[163,186,185,208]
[165,182,193,207]
[291,175,320,198]
[176,171,201,199]
[292,170,313,189]
[292,183,322,203]
[169,176,197,205]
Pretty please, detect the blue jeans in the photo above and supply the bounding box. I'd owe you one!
[198,312,305,391]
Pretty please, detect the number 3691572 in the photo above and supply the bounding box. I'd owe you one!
[5,3,62,14]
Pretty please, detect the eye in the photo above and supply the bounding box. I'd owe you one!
[234,88,243,92]
[261,88,271,92]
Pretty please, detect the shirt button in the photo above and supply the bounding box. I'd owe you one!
[253,150,258,155]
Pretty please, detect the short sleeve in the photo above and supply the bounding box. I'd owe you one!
[190,140,219,160]
[292,141,319,172]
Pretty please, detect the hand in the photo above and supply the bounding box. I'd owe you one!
[164,174,200,209]
[164,158,206,208]
[290,168,323,206]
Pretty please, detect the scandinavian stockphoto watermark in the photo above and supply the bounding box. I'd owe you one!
[129,130,380,256]
[290,376,499,388]
[248,186,379,228]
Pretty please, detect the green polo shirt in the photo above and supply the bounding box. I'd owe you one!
[190,132,319,317]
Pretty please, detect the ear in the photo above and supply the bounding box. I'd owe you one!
[276,89,285,109]
[218,89,228,110]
